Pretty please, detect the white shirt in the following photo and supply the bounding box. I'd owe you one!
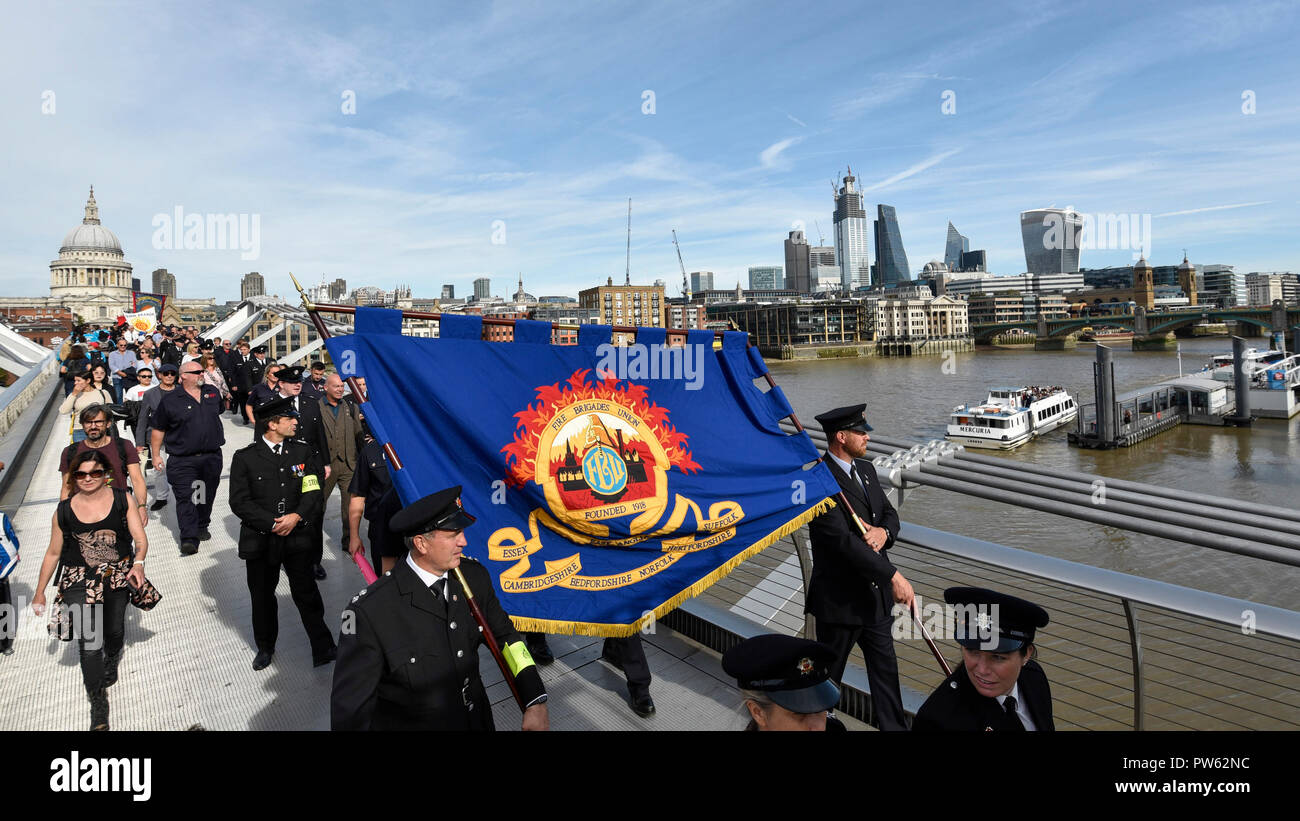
[994,682,1037,731]
[405,552,448,589]
[124,384,152,401]
[261,435,286,456]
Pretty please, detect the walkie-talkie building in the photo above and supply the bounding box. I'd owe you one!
[1021,208,1083,274]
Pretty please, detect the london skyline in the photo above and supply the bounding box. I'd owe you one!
[3,0,1299,303]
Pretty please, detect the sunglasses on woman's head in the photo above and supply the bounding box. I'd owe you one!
[73,469,106,480]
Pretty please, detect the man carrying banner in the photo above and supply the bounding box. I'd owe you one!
[807,404,913,731]
[331,486,549,731]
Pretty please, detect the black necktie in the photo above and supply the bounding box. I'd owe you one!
[1003,696,1027,731]
[431,578,448,613]
[272,443,281,456]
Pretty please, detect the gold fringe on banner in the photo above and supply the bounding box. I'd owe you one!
[507,496,837,638]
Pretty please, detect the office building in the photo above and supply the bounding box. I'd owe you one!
[706,300,869,356]
[833,170,871,290]
[240,271,264,300]
[872,204,910,288]
[941,272,1085,298]
[1021,208,1083,274]
[784,231,811,293]
[441,284,455,300]
[690,271,714,294]
[748,265,784,291]
[944,222,969,270]
[1246,272,1287,306]
[473,277,491,301]
[329,278,348,301]
[967,292,1069,324]
[152,268,177,298]
[1200,265,1245,308]
[578,278,666,340]
[809,245,839,291]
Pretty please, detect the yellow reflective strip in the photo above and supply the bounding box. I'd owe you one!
[302,475,321,492]
[503,641,535,677]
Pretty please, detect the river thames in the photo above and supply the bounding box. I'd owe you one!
[766,337,1300,609]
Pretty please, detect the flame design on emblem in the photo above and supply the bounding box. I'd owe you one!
[502,369,700,491]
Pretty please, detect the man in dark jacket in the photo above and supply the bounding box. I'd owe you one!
[330,486,549,731]
[273,365,332,580]
[228,396,336,671]
[806,403,912,731]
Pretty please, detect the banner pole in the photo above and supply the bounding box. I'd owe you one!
[290,273,527,711]
[750,341,952,678]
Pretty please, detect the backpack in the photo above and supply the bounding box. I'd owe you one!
[0,512,18,579]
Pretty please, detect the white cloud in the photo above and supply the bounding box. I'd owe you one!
[1155,201,1272,218]
[759,137,803,169]
[862,149,962,192]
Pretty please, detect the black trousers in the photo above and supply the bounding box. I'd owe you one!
[245,548,335,657]
[602,634,651,696]
[817,614,907,731]
[166,451,222,542]
[0,578,14,654]
[62,584,129,690]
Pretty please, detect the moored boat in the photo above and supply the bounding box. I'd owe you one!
[946,386,1079,449]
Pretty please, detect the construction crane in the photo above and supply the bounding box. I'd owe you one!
[814,220,826,246]
[672,229,690,300]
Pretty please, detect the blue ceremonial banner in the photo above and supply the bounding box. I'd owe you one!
[326,309,842,636]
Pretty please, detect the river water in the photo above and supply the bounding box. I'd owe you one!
[765,337,1300,610]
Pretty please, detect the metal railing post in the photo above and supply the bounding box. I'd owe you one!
[792,527,816,639]
[1121,598,1145,731]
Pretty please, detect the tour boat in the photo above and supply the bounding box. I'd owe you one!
[1201,348,1287,383]
[945,386,1079,449]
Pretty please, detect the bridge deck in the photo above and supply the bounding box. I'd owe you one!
[0,408,868,731]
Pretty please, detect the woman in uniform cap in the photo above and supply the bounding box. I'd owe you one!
[721,634,843,731]
[912,586,1053,731]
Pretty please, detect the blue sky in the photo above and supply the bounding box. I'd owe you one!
[2,0,1299,303]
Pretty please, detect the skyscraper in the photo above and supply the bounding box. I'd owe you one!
[872,204,910,287]
[689,271,714,294]
[153,268,176,297]
[784,230,811,293]
[329,278,347,301]
[473,277,491,300]
[441,284,455,300]
[1021,208,1084,274]
[834,170,870,290]
[748,266,784,290]
[944,222,969,270]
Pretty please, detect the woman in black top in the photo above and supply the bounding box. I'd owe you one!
[60,344,88,397]
[32,450,148,730]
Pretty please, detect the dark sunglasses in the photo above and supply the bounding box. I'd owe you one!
[182,369,203,375]
[73,469,106,480]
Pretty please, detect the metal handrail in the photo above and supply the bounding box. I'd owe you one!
[896,522,1300,642]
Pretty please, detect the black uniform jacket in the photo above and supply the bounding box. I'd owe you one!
[911,659,1055,732]
[330,557,546,731]
[237,356,267,393]
[228,439,324,560]
[288,395,331,465]
[805,455,902,626]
